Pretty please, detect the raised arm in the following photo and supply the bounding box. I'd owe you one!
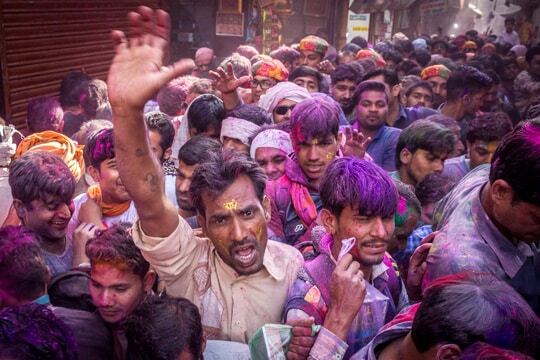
[209,63,251,110]
[107,6,194,236]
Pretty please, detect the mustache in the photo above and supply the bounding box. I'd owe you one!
[228,238,259,253]
[358,238,389,246]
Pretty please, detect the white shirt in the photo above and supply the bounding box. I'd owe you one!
[67,192,139,237]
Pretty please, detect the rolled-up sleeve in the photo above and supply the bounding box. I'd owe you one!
[132,215,208,286]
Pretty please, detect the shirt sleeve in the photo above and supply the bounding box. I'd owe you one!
[286,309,348,360]
[308,327,349,360]
[381,129,400,172]
[131,215,207,283]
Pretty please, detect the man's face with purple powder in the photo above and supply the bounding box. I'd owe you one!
[326,205,394,266]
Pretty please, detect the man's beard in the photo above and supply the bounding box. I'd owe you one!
[341,102,355,115]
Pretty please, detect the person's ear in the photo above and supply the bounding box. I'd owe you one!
[399,92,407,106]
[337,132,343,147]
[163,147,172,161]
[12,199,27,220]
[87,165,101,183]
[436,344,461,360]
[462,93,471,105]
[320,208,338,235]
[262,195,272,222]
[196,212,207,234]
[391,84,401,98]
[143,271,157,292]
[400,148,412,166]
[491,179,514,205]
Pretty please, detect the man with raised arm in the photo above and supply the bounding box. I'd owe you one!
[107,7,303,342]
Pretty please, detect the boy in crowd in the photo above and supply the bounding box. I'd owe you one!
[330,63,363,122]
[352,81,401,171]
[9,151,76,275]
[443,112,512,183]
[266,96,342,245]
[284,157,408,358]
[391,120,455,188]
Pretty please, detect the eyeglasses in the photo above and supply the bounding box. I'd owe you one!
[251,79,274,89]
[274,104,296,115]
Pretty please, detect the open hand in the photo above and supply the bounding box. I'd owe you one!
[317,60,335,74]
[107,6,195,111]
[209,63,251,94]
[72,222,98,266]
[341,127,372,159]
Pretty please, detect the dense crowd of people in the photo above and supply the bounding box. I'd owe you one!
[0,5,539,360]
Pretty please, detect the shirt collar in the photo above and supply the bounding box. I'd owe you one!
[471,187,535,278]
[33,294,51,305]
[262,244,289,281]
[388,106,408,128]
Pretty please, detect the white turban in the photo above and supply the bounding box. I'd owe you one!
[250,129,293,159]
[258,81,311,116]
[220,117,261,146]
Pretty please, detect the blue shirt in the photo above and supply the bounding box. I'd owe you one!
[391,106,437,130]
[366,126,401,171]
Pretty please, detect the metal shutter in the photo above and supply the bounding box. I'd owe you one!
[0,0,162,130]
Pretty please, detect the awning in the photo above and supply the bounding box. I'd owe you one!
[349,0,417,13]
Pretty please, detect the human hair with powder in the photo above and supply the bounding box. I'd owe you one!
[157,77,192,116]
[466,112,512,144]
[9,151,75,207]
[489,119,540,206]
[0,226,48,302]
[84,127,115,169]
[0,303,78,360]
[412,273,540,357]
[320,157,399,218]
[85,223,150,278]
[26,96,64,133]
[289,96,340,148]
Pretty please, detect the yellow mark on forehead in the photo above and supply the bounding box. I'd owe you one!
[311,138,319,145]
[223,199,238,210]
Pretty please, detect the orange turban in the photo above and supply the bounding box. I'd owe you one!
[252,59,289,82]
[15,130,85,182]
[356,49,386,68]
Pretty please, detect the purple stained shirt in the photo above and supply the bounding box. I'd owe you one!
[424,165,540,314]
[442,154,470,184]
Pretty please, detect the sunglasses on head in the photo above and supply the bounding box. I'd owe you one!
[274,104,296,115]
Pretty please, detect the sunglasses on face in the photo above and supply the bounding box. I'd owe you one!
[274,104,296,115]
